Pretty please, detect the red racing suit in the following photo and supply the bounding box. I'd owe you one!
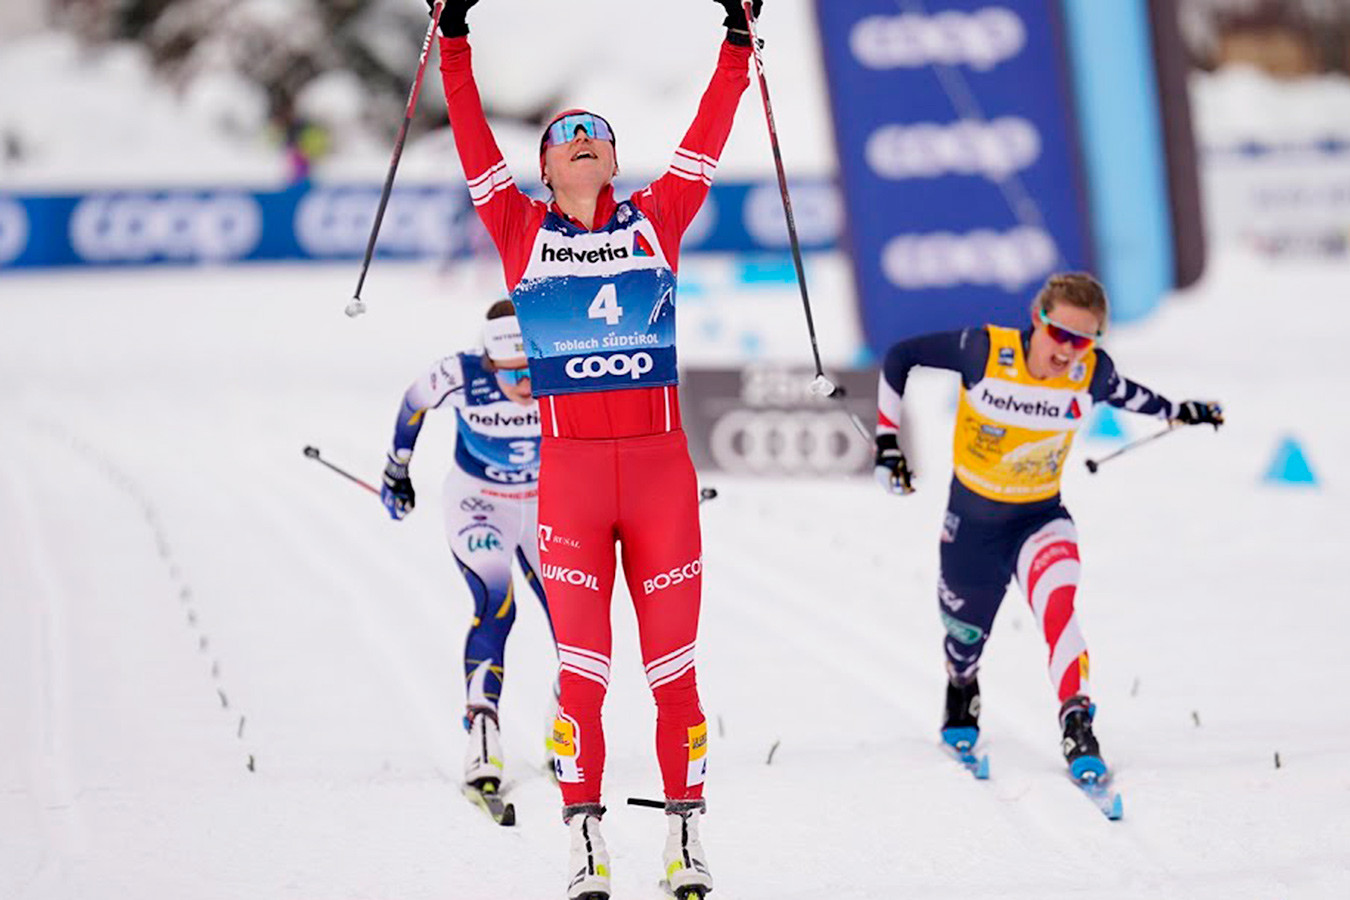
[439,34,750,808]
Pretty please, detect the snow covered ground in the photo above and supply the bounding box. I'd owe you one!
[1,247,1345,899]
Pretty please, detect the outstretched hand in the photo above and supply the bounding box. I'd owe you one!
[1174,400,1224,430]
[381,457,416,520]
[427,0,479,38]
[715,0,763,31]
[874,433,916,496]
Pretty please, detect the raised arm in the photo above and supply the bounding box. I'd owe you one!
[631,9,753,267]
[434,2,543,287]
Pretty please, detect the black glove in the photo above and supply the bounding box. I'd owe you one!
[381,456,416,520]
[428,0,479,38]
[1174,400,1224,429]
[715,0,762,45]
[874,433,915,496]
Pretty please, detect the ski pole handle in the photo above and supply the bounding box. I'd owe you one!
[303,445,380,495]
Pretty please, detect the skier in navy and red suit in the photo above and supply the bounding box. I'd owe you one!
[431,2,760,897]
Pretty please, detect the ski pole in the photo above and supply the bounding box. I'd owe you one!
[741,2,838,399]
[303,445,380,495]
[626,797,666,810]
[1084,423,1178,474]
[345,1,445,319]
[844,410,872,444]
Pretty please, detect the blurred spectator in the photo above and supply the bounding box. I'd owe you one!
[271,98,331,184]
[1181,0,1350,76]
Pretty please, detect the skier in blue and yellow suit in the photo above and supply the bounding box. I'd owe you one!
[872,273,1223,781]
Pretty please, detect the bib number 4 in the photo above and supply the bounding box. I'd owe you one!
[587,283,623,326]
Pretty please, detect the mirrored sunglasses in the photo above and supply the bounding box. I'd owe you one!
[1038,308,1098,350]
[542,113,614,149]
[496,367,531,386]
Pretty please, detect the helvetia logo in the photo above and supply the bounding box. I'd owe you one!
[540,242,629,264]
[979,388,1060,417]
[632,231,655,257]
[1066,398,1082,420]
[463,409,540,428]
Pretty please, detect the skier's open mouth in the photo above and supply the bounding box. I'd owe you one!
[1051,352,1071,369]
[571,149,597,161]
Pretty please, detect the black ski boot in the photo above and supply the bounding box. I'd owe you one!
[1060,695,1107,781]
[941,676,981,752]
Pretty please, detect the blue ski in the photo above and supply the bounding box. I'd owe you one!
[1069,762,1122,820]
[941,728,990,780]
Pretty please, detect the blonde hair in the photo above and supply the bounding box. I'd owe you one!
[1031,273,1109,329]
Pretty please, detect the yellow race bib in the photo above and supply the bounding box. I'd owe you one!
[952,326,1096,503]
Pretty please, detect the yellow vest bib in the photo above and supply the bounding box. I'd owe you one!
[952,325,1097,504]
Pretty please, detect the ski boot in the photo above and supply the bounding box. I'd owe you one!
[941,675,981,753]
[565,804,611,900]
[464,706,504,788]
[1060,695,1107,782]
[662,799,712,899]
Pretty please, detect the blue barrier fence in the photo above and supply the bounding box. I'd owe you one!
[0,178,842,272]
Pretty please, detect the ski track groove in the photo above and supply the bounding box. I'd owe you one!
[701,482,1184,880]
[230,458,468,770]
[275,450,561,776]
[21,417,256,768]
[0,426,88,896]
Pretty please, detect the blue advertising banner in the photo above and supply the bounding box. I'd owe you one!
[0,179,841,272]
[0,184,481,270]
[815,0,1094,355]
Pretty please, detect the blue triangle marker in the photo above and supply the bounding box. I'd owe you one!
[1264,437,1317,485]
[1086,406,1125,440]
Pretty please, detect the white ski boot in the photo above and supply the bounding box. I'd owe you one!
[662,800,712,898]
[463,707,503,788]
[565,804,611,900]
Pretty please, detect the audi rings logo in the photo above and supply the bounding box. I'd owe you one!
[709,410,870,475]
[70,193,262,263]
[866,117,1041,182]
[0,199,29,265]
[295,188,459,257]
[851,8,1026,72]
[882,227,1057,292]
[744,182,841,249]
[565,352,654,380]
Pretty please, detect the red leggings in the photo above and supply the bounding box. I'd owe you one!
[539,430,706,808]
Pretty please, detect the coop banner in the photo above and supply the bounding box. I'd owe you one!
[0,178,841,271]
[815,0,1094,355]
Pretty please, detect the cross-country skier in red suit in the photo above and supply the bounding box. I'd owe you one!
[431,2,759,897]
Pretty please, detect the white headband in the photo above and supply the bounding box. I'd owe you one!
[483,315,525,362]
